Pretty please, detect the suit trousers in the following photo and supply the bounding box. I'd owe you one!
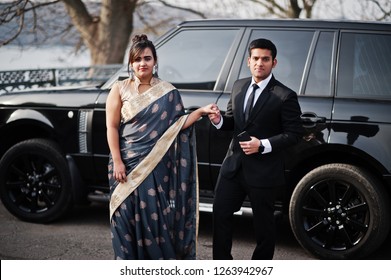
[212,168,276,260]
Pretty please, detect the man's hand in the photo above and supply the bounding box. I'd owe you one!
[239,137,261,155]
[207,103,221,125]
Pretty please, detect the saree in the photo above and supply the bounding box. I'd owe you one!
[108,78,198,260]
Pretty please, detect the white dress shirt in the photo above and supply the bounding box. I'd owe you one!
[213,74,273,154]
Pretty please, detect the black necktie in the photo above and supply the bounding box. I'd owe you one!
[244,84,259,122]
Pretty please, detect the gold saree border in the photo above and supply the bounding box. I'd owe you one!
[109,115,188,219]
[195,149,199,255]
[120,79,176,124]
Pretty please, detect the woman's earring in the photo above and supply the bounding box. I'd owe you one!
[153,64,158,77]
[128,67,134,79]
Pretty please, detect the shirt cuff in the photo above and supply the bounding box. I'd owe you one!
[260,139,272,154]
[213,117,223,129]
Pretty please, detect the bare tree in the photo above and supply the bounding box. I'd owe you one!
[0,0,389,66]
[313,0,390,20]
[0,0,205,65]
[244,0,317,18]
[222,0,389,20]
[365,0,390,20]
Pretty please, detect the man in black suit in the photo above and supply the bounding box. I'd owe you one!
[208,38,303,259]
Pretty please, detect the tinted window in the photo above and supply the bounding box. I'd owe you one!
[337,32,391,99]
[157,29,239,90]
[305,32,334,96]
[239,30,315,93]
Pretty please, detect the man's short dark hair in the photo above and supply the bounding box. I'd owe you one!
[248,38,277,60]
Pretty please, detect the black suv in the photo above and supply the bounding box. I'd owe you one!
[0,19,390,259]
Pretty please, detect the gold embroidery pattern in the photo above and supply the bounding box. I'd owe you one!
[109,115,188,219]
[119,78,176,123]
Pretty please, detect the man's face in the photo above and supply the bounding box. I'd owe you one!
[247,48,277,83]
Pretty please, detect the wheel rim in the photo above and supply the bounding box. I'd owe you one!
[3,153,62,215]
[301,179,369,251]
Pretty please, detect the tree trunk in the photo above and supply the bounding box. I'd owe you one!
[289,0,302,18]
[62,0,137,65]
[288,0,317,18]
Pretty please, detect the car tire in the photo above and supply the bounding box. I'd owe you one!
[289,163,390,259]
[0,138,73,223]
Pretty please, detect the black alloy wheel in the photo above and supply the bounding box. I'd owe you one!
[289,163,390,259]
[0,138,73,223]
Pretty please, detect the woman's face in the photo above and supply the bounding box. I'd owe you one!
[132,47,156,81]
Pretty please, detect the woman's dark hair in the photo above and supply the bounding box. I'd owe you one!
[248,38,277,60]
[127,34,158,76]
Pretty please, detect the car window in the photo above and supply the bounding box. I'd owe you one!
[305,32,334,96]
[239,29,315,94]
[337,32,391,99]
[157,29,239,90]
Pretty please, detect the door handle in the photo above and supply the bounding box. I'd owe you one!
[301,112,326,128]
[185,106,203,122]
[185,106,200,114]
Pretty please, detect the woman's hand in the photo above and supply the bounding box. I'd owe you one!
[204,103,221,125]
[113,160,127,183]
[183,103,221,129]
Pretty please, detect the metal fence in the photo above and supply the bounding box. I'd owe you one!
[0,64,123,94]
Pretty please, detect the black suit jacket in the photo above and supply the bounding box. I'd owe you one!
[219,75,303,187]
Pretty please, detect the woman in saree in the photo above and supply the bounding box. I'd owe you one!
[106,34,218,260]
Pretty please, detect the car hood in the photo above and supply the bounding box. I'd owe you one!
[0,87,104,108]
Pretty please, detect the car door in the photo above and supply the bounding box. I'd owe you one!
[155,26,245,201]
[90,26,245,197]
[332,31,391,170]
[211,27,336,202]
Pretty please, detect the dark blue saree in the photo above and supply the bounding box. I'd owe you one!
[108,78,198,260]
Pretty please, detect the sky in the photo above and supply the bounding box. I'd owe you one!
[0,0,389,71]
[0,46,90,71]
